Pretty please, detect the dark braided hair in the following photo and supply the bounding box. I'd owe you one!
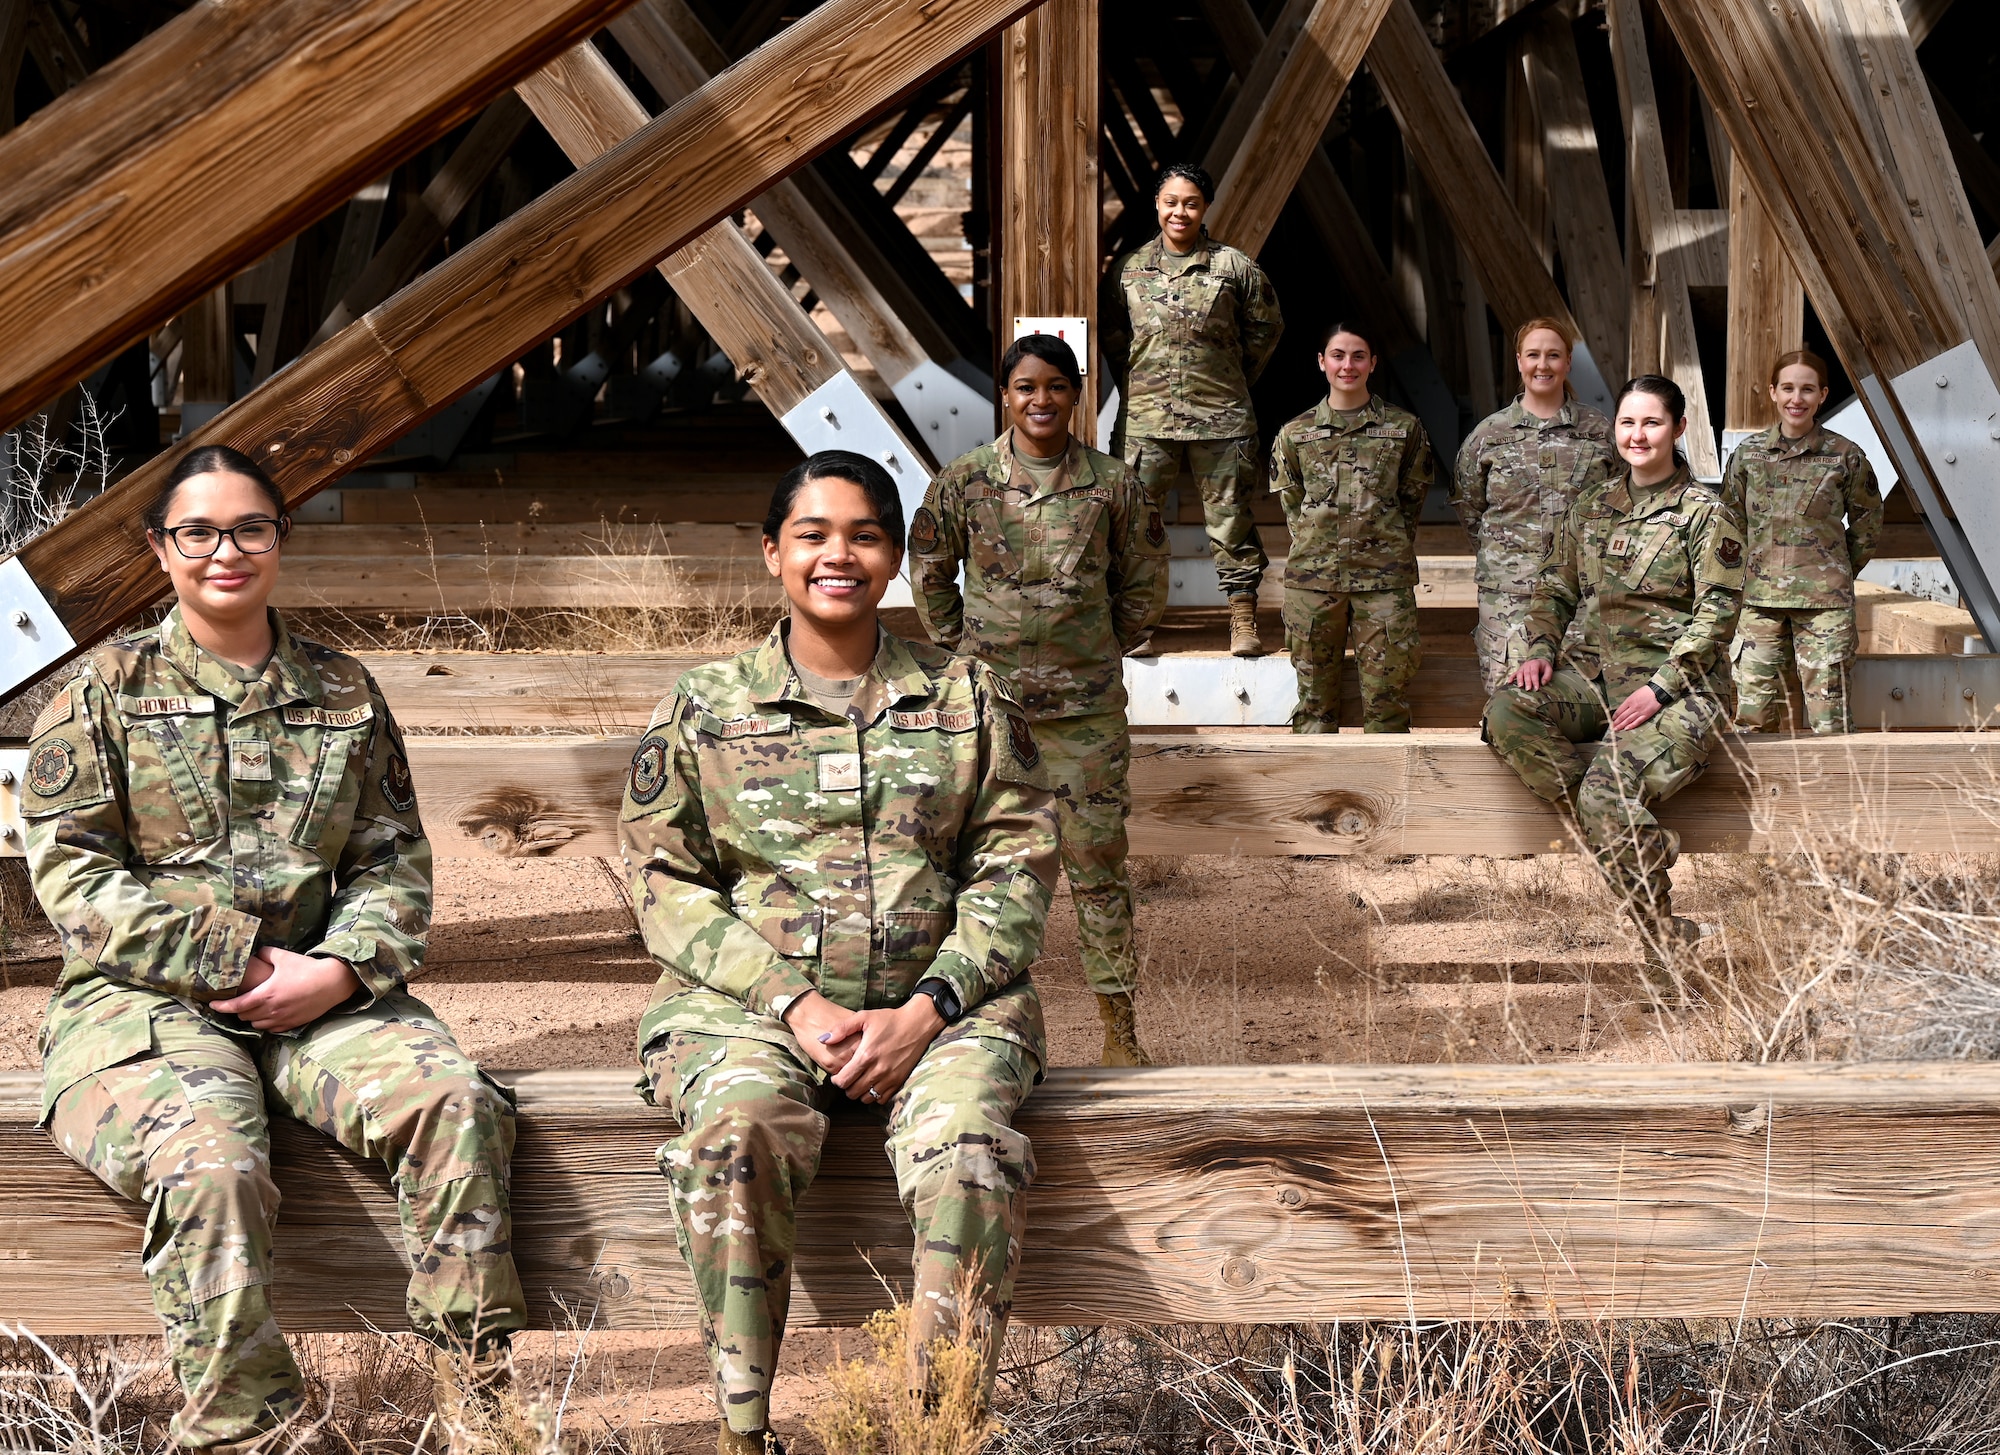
[1153,161,1214,203]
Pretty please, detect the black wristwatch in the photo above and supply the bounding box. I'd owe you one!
[913,978,962,1023]
[1648,682,1677,708]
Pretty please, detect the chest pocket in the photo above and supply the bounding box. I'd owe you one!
[126,711,221,853]
[1045,493,1108,577]
[1802,467,1845,520]
[1340,432,1405,514]
[1295,434,1341,504]
[288,720,373,848]
[1617,520,1687,595]
[965,488,1015,580]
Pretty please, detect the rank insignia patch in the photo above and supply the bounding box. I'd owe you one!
[629,734,671,804]
[381,752,417,812]
[1717,536,1743,567]
[28,738,76,798]
[1145,507,1166,548]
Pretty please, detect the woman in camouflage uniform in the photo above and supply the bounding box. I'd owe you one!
[25,446,523,1451]
[1726,348,1882,733]
[1484,378,1747,991]
[1269,322,1436,732]
[1452,317,1618,693]
[909,333,1168,1066]
[1102,161,1283,657]
[620,451,1061,1455]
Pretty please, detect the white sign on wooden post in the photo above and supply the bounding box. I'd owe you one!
[1011,317,1089,370]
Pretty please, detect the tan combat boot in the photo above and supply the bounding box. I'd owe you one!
[719,1424,787,1455]
[1227,594,1264,657]
[1097,992,1154,1066]
[1637,915,1707,1009]
[433,1339,512,1449]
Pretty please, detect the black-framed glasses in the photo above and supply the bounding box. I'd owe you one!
[155,518,286,559]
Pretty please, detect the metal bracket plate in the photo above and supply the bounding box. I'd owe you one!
[0,748,24,857]
[1123,655,1298,726]
[0,556,76,702]
[890,360,995,468]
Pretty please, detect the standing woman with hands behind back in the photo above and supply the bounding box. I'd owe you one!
[25,445,523,1450]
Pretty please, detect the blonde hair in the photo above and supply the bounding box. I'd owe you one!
[1514,317,1578,400]
[1769,348,1830,388]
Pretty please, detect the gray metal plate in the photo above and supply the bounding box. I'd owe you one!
[0,557,76,701]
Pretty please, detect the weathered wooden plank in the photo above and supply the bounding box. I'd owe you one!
[0,0,633,435]
[1367,0,1581,344]
[1520,10,1627,381]
[12,1062,2000,1332]
[1000,0,1101,436]
[1724,176,1804,438]
[382,732,2000,860]
[5,0,1034,699]
[1206,0,1393,258]
[1606,0,1719,475]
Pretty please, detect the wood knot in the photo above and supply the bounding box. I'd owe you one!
[457,792,585,857]
[1274,1184,1306,1209]
[1219,1256,1258,1289]
[1303,789,1380,841]
[1726,1104,1768,1137]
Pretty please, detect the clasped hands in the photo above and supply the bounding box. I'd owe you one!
[1504,657,1664,732]
[783,988,943,1106]
[210,946,362,1032]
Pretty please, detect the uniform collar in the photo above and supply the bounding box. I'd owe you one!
[1140,231,1213,272]
[1509,395,1575,430]
[1761,422,1827,458]
[1315,394,1384,431]
[158,606,322,709]
[996,428,1093,495]
[1609,465,1693,517]
[749,620,936,711]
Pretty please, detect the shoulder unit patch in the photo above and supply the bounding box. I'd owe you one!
[380,752,417,813]
[28,738,76,798]
[628,733,672,805]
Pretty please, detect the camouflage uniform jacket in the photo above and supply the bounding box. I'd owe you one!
[1104,232,1283,441]
[1724,423,1882,610]
[1270,395,1435,592]
[1524,467,1748,704]
[619,623,1060,1067]
[24,608,430,1118]
[909,430,1169,721]
[1453,398,1618,593]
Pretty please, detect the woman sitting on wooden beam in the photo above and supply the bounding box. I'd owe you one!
[23,446,524,1450]
[1483,376,1748,999]
[618,451,1060,1455]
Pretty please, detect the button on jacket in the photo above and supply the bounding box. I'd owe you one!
[619,624,1061,1066]
[1270,395,1436,592]
[1104,233,1283,441]
[1524,467,1749,704]
[909,431,1168,721]
[23,608,430,1117]
[1724,423,1882,609]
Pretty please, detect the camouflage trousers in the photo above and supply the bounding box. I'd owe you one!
[1283,584,1421,732]
[1483,669,1728,929]
[1035,711,1139,996]
[1125,434,1269,598]
[46,995,524,1447]
[1474,589,1600,695]
[647,1030,1038,1434]
[1734,603,1855,734]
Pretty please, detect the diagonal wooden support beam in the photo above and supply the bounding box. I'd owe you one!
[308,96,534,349]
[0,0,1039,700]
[1606,0,1719,475]
[1205,0,1394,256]
[1655,0,2000,643]
[1366,0,1614,415]
[0,0,636,436]
[608,0,995,460]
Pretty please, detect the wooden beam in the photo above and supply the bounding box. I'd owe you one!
[358,732,2000,860]
[1205,0,1394,256]
[0,0,31,133]
[176,285,233,420]
[0,0,634,435]
[1199,0,1314,179]
[1520,9,1629,385]
[1000,0,1101,438]
[1606,0,1720,475]
[1366,1,1579,343]
[4,0,1030,696]
[1724,178,1804,438]
[17,1062,2000,1330]
[1903,0,1954,45]
[308,97,534,349]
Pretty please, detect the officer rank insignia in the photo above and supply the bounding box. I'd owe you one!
[629,734,671,804]
[28,737,76,797]
[381,752,417,812]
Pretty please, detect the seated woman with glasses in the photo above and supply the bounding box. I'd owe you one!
[22,445,526,1450]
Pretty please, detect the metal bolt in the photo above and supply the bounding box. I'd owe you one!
[880,451,900,470]
[0,825,14,841]
[1234,683,1251,704]
[912,379,923,390]
[949,406,958,416]
[9,611,27,630]
[1164,685,1179,703]
[1947,452,1959,464]
[1938,375,1951,388]
[1966,688,1978,701]
[0,770,13,787]
[929,420,939,430]
[819,406,837,425]
[1891,687,1906,700]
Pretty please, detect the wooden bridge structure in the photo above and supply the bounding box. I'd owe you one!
[6,0,2000,1331]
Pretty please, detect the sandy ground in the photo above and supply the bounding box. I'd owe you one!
[0,851,1721,1449]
